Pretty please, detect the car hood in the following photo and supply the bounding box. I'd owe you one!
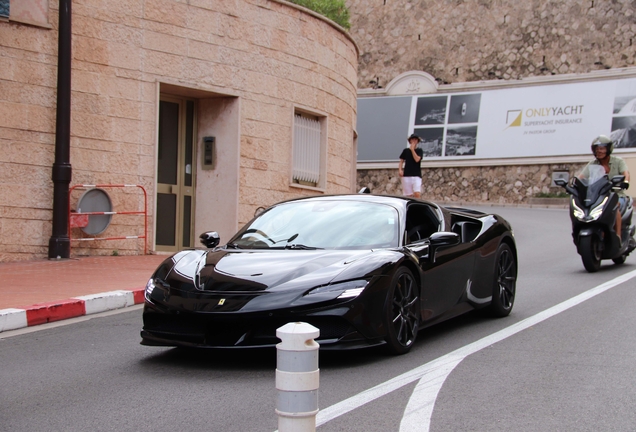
[151,247,404,313]
[166,248,387,293]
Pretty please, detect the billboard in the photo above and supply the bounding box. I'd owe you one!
[357,77,636,162]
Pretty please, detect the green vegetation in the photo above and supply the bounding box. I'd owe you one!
[534,191,569,198]
[288,0,351,30]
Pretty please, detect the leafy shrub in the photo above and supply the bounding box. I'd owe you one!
[287,0,351,30]
[534,192,569,198]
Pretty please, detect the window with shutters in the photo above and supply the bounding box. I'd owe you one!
[292,110,327,190]
[0,0,8,19]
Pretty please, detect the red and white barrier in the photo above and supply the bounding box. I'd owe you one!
[0,288,145,333]
[69,184,148,254]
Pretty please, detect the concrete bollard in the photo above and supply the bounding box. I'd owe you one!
[275,322,320,432]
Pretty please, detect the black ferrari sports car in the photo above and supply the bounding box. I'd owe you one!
[141,194,517,354]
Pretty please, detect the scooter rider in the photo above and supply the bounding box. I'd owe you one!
[583,135,631,243]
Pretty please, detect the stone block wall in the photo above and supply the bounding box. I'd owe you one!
[0,0,358,261]
[346,0,636,89]
[357,163,586,204]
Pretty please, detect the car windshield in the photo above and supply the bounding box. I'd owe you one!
[229,200,400,250]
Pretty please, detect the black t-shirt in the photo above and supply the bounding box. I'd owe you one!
[400,147,423,177]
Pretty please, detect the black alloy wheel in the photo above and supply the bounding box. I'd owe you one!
[384,267,420,355]
[580,235,602,272]
[488,243,517,317]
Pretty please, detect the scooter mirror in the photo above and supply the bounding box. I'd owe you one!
[611,175,625,185]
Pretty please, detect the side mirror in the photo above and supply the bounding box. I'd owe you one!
[429,231,460,247]
[611,175,626,185]
[199,231,220,248]
[428,231,460,262]
[610,175,626,191]
[554,178,577,196]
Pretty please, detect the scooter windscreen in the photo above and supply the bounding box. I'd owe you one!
[573,164,612,208]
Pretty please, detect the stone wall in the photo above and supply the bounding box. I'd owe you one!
[0,0,358,261]
[348,0,635,205]
[357,163,586,204]
[346,0,636,89]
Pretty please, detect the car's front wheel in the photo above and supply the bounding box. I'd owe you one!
[487,243,517,317]
[384,267,420,355]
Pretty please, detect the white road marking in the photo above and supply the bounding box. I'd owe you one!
[313,269,636,430]
[399,356,462,431]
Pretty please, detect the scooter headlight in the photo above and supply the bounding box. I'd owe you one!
[589,196,608,221]
[572,199,585,220]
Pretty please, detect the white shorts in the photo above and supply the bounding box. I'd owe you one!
[401,176,422,196]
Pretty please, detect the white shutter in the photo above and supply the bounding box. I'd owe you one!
[293,115,321,185]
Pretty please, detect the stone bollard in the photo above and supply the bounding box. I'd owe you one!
[275,322,320,432]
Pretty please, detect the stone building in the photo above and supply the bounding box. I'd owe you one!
[347,0,636,203]
[0,0,358,261]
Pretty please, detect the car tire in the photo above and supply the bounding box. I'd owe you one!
[384,267,420,355]
[487,243,516,317]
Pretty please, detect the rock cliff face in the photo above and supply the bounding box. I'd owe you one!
[348,1,635,204]
[347,0,636,89]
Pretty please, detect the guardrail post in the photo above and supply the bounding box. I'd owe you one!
[276,322,320,432]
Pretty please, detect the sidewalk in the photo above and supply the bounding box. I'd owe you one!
[0,254,167,332]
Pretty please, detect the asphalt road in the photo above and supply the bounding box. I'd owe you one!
[2,206,636,431]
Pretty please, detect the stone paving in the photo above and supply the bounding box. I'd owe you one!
[0,254,166,310]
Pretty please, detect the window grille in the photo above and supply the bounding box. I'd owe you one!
[0,0,9,18]
[293,114,321,186]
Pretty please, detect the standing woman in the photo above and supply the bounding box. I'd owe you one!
[398,134,424,198]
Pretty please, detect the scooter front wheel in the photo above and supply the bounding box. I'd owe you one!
[580,235,601,272]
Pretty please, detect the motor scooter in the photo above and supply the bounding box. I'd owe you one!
[555,165,636,272]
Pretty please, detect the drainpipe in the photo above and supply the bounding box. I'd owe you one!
[48,0,72,259]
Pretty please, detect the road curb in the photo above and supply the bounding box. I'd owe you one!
[0,288,145,333]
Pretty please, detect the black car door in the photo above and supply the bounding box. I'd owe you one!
[404,204,478,320]
[420,241,477,320]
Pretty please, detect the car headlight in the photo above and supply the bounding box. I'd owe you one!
[307,279,369,300]
[589,197,607,221]
[145,278,156,302]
